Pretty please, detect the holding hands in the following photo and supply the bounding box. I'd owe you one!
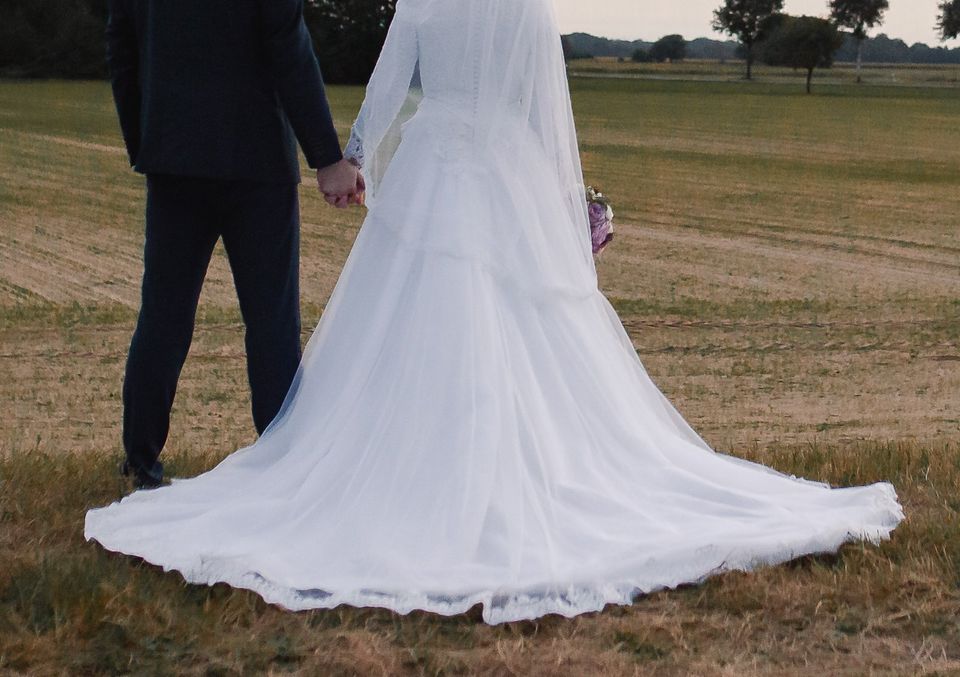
[317,158,365,209]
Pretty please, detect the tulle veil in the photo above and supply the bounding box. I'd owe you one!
[350,0,596,273]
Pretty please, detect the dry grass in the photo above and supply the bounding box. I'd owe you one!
[1,77,959,674]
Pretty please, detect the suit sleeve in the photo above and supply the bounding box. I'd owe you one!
[260,0,343,170]
[106,0,141,167]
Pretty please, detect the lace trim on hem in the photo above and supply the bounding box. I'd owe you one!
[85,484,903,625]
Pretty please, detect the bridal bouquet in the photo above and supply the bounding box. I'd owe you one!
[586,186,614,255]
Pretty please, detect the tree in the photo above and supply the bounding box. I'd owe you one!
[0,0,395,83]
[632,48,653,63]
[304,0,397,85]
[649,35,687,62]
[712,0,785,80]
[761,15,843,93]
[0,0,108,78]
[940,1,960,40]
[829,0,888,83]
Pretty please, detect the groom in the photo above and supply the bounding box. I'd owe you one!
[106,0,361,489]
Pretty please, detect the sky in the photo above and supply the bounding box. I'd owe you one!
[554,0,959,47]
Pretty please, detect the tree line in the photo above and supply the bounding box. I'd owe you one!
[0,0,395,83]
[622,0,960,93]
[0,0,109,78]
[711,0,960,91]
[0,0,957,85]
[564,31,960,64]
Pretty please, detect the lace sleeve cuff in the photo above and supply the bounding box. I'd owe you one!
[344,129,364,168]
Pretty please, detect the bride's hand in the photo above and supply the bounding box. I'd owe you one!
[348,168,366,207]
[317,159,362,209]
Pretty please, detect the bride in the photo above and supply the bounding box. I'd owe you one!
[85,0,905,624]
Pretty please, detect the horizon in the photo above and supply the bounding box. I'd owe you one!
[560,28,959,50]
[555,0,960,48]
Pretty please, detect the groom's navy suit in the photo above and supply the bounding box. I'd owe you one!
[107,0,343,485]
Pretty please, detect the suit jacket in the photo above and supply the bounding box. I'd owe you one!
[106,0,343,183]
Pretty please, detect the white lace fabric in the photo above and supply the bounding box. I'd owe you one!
[343,132,363,169]
[85,0,906,625]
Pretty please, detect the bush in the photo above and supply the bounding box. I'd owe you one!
[305,0,397,85]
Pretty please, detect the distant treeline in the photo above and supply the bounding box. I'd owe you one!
[563,31,960,65]
[562,33,742,61]
[0,0,395,83]
[2,0,956,81]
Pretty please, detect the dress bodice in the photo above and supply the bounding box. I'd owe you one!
[414,0,532,117]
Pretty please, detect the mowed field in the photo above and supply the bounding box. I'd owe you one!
[1,75,959,674]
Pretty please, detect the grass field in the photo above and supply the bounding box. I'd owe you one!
[1,73,959,675]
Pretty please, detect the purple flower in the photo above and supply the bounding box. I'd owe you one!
[588,201,613,254]
[585,186,615,256]
[592,221,612,254]
[588,201,607,228]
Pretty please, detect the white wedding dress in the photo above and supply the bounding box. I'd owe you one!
[85,0,905,624]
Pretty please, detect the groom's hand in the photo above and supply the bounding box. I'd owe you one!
[316,159,361,209]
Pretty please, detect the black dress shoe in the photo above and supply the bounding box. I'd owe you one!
[119,459,164,489]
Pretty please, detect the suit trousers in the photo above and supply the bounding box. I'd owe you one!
[123,174,302,482]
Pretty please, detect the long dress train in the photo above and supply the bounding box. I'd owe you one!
[85,0,904,624]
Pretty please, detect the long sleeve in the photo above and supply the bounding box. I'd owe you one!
[343,7,420,170]
[106,0,141,167]
[260,0,343,170]
[343,128,365,168]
